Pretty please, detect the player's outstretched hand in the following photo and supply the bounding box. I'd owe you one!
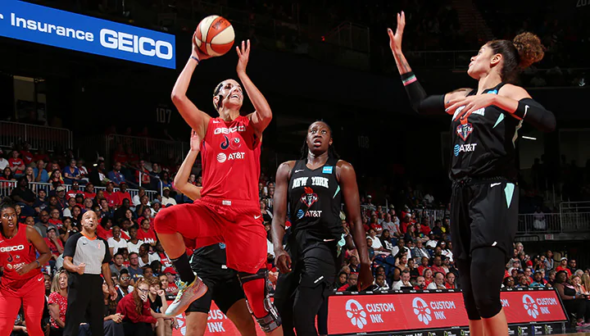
[190,130,201,151]
[358,262,374,291]
[191,32,212,61]
[236,40,250,75]
[275,249,292,274]
[447,94,497,122]
[387,11,405,53]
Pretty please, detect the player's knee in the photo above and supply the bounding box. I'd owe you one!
[238,270,282,332]
[154,207,176,234]
[462,293,481,320]
[473,290,502,318]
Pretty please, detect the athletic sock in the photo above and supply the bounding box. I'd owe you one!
[171,253,196,284]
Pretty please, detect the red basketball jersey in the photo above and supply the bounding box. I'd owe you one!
[0,225,41,288]
[200,116,261,207]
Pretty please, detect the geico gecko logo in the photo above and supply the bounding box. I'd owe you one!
[0,0,175,69]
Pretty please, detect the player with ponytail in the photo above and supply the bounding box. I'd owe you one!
[387,12,555,336]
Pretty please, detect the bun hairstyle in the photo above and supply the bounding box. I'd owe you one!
[488,32,545,83]
[0,197,15,212]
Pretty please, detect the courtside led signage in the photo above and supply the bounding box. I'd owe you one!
[0,0,176,69]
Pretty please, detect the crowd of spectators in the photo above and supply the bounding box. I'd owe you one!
[1,136,590,333]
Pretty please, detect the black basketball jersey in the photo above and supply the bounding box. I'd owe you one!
[449,83,522,182]
[287,158,344,241]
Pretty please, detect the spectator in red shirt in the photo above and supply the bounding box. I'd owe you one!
[338,273,358,292]
[414,275,427,290]
[66,181,85,200]
[116,182,132,205]
[116,278,172,335]
[424,269,434,286]
[445,272,457,289]
[84,183,97,200]
[135,160,151,188]
[161,269,179,295]
[8,150,25,176]
[20,143,34,166]
[104,182,119,208]
[137,218,157,245]
[49,208,63,229]
[418,256,430,276]
[33,148,51,164]
[113,144,128,165]
[137,208,154,230]
[416,222,431,236]
[431,256,446,275]
[44,227,64,261]
[556,257,572,277]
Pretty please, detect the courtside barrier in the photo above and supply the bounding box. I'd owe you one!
[167,288,567,336]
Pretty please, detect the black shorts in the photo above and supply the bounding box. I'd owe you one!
[186,269,244,314]
[450,179,518,262]
[274,241,338,303]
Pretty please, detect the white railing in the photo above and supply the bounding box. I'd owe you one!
[517,212,590,234]
[0,181,17,197]
[6,182,158,201]
[0,121,73,151]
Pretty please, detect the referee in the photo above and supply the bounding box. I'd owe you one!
[63,211,117,336]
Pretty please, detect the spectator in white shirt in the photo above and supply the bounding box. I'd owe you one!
[368,229,388,254]
[381,214,399,236]
[132,187,150,207]
[426,233,438,249]
[392,270,413,290]
[126,227,144,254]
[374,274,390,290]
[427,272,446,290]
[107,226,128,256]
[439,241,454,262]
[138,243,161,267]
[161,187,177,206]
[0,151,8,170]
[412,240,430,261]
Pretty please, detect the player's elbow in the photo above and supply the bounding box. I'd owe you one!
[170,92,186,104]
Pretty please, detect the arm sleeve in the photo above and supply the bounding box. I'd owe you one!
[63,233,80,258]
[516,98,556,133]
[403,78,446,115]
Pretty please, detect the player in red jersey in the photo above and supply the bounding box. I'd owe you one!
[0,198,51,336]
[154,38,282,334]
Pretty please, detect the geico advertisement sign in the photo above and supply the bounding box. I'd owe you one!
[0,0,175,69]
[167,300,268,336]
[327,290,567,334]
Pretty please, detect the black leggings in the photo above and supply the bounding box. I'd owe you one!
[122,322,154,336]
[456,247,506,320]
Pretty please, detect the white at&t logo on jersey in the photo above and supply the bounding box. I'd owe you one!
[0,245,25,252]
[217,152,245,163]
[454,143,477,156]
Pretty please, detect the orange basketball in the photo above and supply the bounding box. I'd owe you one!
[194,15,235,57]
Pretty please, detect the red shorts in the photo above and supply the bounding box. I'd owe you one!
[0,273,45,336]
[155,197,267,274]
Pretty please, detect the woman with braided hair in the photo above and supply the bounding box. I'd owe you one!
[388,11,555,336]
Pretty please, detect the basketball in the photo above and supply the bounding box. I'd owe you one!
[194,15,235,57]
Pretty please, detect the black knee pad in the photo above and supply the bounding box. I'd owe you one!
[471,247,505,318]
[238,270,282,332]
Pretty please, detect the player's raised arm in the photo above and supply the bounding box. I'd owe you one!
[171,34,212,139]
[387,11,469,115]
[237,40,273,135]
[174,131,203,201]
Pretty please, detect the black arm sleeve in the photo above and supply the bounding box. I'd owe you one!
[403,79,446,115]
[515,99,556,133]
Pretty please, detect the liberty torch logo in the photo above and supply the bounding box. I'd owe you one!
[413,297,432,325]
[345,299,367,329]
[522,294,539,319]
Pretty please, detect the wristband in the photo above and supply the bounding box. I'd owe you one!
[35,260,41,268]
[401,72,417,86]
[190,56,200,64]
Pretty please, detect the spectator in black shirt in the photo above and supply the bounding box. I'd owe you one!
[11,177,36,216]
[34,210,57,238]
[33,189,48,215]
